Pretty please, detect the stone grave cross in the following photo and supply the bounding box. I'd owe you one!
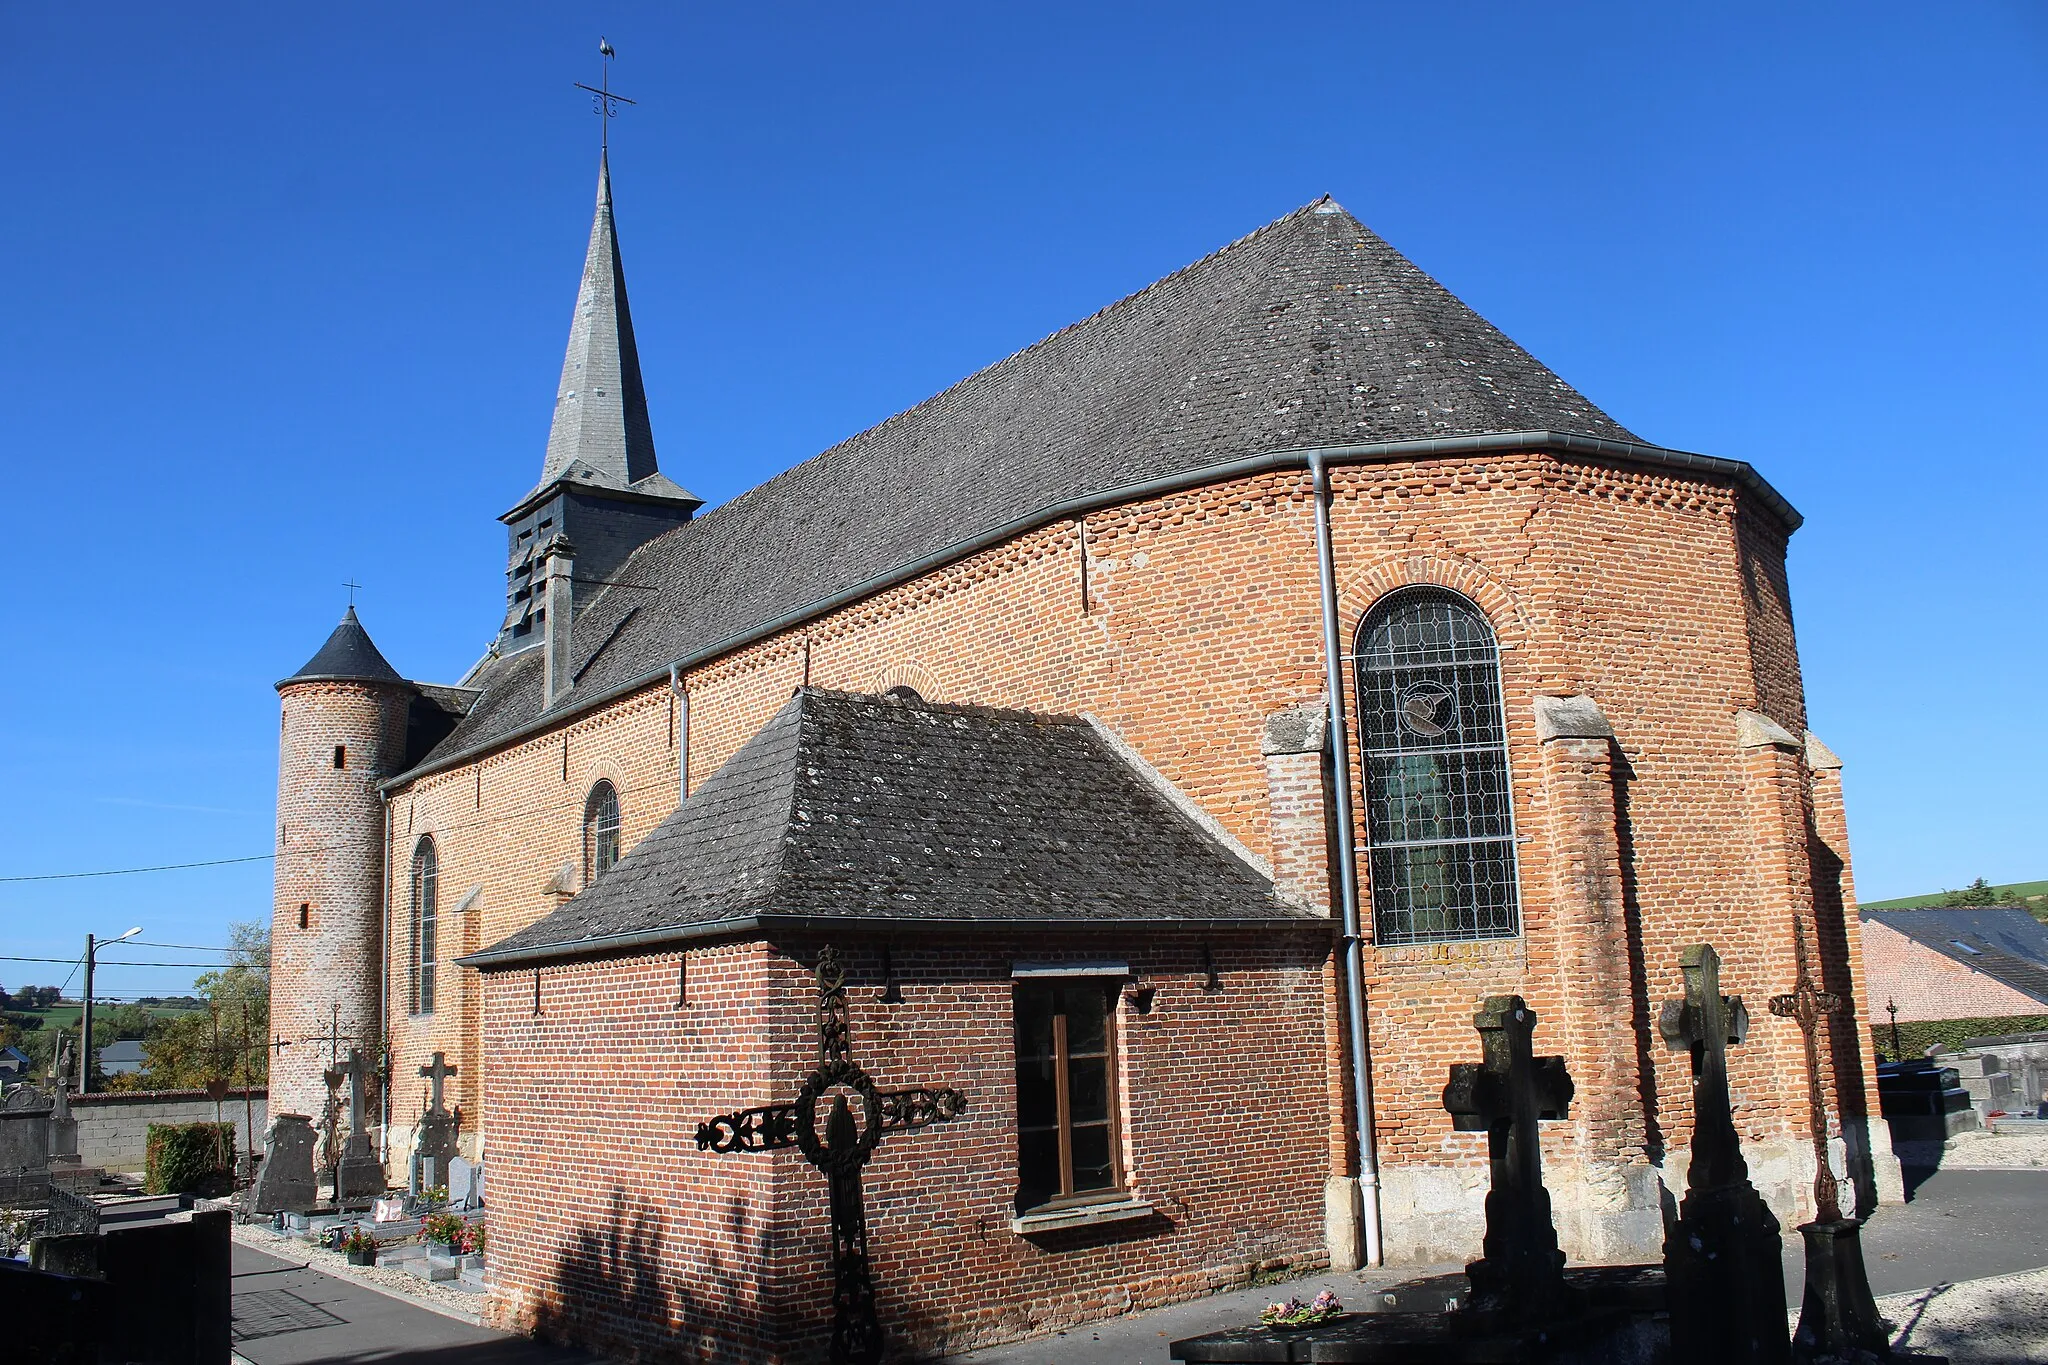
[1441,994,1574,1320]
[420,1051,457,1114]
[695,946,967,1365]
[1659,944,1788,1365]
[1658,942,1753,1192]
[336,1047,383,1201]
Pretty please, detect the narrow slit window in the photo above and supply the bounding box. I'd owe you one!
[1013,978,1124,1212]
[298,903,309,930]
[412,837,438,1014]
[333,745,346,769]
[1354,587,1521,945]
[584,780,622,882]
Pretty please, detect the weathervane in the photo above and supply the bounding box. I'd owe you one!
[573,36,637,151]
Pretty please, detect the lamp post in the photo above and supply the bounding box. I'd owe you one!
[79,926,142,1094]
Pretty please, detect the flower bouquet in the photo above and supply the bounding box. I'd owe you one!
[422,1212,467,1256]
[1259,1289,1345,1330]
[338,1226,377,1266]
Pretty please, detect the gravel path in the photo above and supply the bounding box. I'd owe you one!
[1879,1266,2048,1363]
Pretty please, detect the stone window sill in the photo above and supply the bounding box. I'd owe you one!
[1010,1198,1155,1235]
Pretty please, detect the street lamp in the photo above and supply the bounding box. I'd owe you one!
[79,926,142,1094]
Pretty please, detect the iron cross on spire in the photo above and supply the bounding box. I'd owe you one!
[573,36,637,152]
[695,946,967,1365]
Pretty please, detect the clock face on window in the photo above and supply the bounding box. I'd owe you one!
[1398,679,1455,739]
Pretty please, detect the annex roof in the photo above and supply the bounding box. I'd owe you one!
[1864,908,2048,1007]
[461,689,1319,968]
[279,607,407,689]
[404,196,1793,784]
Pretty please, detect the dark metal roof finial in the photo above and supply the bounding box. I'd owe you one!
[575,36,636,154]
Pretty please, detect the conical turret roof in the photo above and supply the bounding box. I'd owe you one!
[279,607,407,689]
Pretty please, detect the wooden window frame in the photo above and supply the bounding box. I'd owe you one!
[1014,978,1127,1214]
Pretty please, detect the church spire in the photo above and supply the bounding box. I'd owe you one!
[532,151,687,501]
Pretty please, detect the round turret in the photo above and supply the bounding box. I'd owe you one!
[270,608,412,1124]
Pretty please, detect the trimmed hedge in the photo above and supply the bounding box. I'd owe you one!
[1869,1015,2048,1063]
[145,1121,235,1195]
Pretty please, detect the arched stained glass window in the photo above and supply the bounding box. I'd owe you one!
[584,780,621,882]
[412,836,438,1014]
[1354,588,1521,944]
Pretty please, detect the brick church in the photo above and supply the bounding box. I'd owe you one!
[270,152,1895,1361]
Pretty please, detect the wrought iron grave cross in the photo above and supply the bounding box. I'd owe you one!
[1659,943,1754,1192]
[1769,962,1845,1223]
[321,1061,347,1179]
[1442,994,1574,1319]
[695,946,967,1365]
[419,1051,458,1114]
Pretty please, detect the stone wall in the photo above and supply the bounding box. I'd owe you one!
[70,1089,267,1172]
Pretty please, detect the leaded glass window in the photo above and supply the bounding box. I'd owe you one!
[412,837,438,1014]
[1354,588,1520,944]
[584,780,621,882]
[1014,979,1123,1211]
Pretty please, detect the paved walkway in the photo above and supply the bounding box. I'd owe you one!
[229,1241,597,1365]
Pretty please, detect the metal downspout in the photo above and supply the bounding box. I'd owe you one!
[671,664,690,803]
[1310,449,1383,1267]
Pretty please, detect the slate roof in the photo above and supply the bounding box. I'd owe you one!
[1864,909,2048,1007]
[280,607,406,688]
[405,196,1781,783]
[510,152,699,516]
[462,689,1318,967]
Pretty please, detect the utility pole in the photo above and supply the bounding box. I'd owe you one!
[79,933,95,1094]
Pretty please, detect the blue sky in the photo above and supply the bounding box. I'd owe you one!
[2,4,2043,1002]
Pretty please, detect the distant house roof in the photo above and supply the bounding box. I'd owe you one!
[97,1039,147,1074]
[1862,909,2048,1007]
[462,689,1321,969]
[0,1046,29,1073]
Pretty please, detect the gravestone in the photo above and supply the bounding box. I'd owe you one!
[1174,995,1669,1364]
[1659,944,1789,1365]
[336,1048,385,1201]
[250,1113,317,1214]
[1442,993,1576,1324]
[48,1039,77,1158]
[410,1052,460,1195]
[447,1154,482,1210]
[0,1083,53,1172]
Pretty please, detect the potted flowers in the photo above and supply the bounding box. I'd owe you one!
[422,1212,467,1258]
[1259,1289,1345,1331]
[338,1226,377,1267]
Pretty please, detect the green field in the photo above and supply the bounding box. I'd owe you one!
[7,1003,203,1033]
[1863,879,2048,911]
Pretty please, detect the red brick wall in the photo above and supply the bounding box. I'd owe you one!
[372,447,1863,1255]
[480,931,1333,1362]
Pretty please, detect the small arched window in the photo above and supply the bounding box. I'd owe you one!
[584,780,621,882]
[1354,588,1520,944]
[411,837,438,1014]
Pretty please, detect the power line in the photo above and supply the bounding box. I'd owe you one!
[0,955,233,968]
[0,773,679,883]
[124,941,237,953]
[0,853,273,883]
